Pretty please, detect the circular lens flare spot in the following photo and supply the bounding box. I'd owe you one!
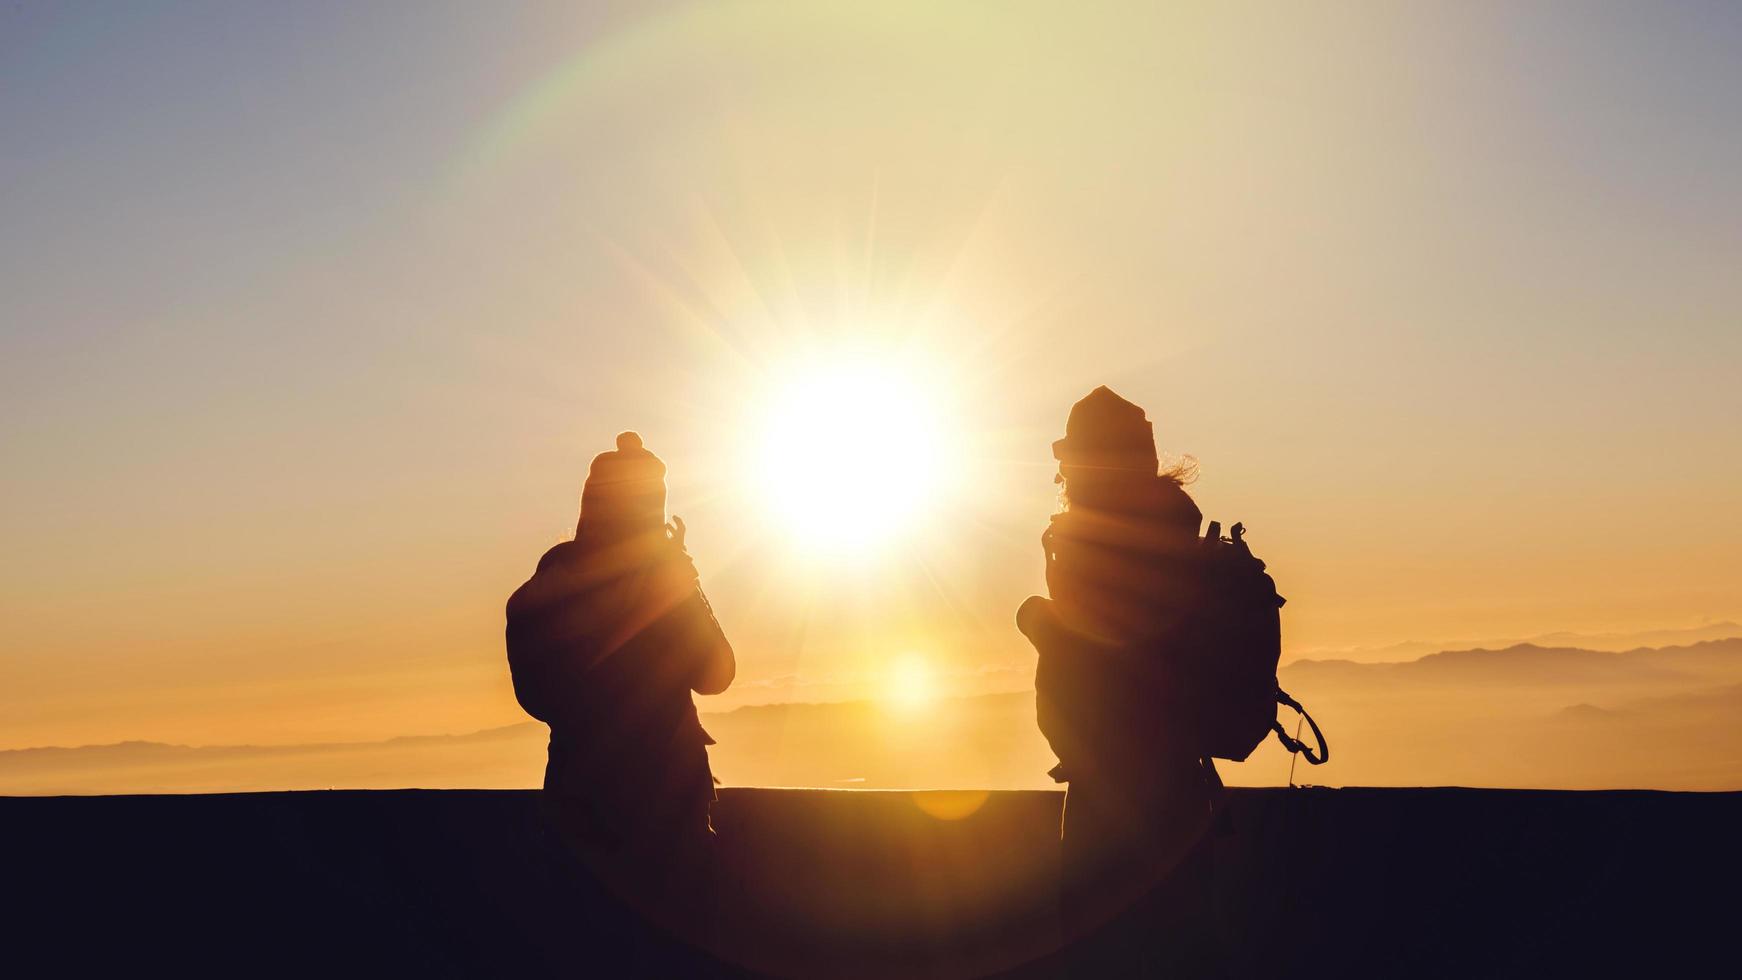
[913,789,991,821]
[883,653,937,712]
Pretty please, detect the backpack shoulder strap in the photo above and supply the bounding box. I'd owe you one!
[1271,686,1330,765]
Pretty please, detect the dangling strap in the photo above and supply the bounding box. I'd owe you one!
[1201,756,1234,836]
[1272,687,1330,765]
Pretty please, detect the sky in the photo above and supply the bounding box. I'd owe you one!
[3,1,1740,753]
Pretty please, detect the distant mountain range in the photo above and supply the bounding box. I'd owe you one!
[6,638,1740,795]
[1274,638,1742,791]
[1290,621,1742,663]
[0,722,551,796]
[1286,637,1742,687]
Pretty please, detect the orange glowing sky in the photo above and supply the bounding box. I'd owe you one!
[2,1,1740,752]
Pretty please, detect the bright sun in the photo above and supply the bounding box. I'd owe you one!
[752,355,957,553]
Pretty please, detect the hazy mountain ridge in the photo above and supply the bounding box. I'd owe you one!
[1284,637,1742,687]
[0,723,552,796]
[1276,638,1742,791]
[0,723,543,762]
[7,640,1742,794]
[1291,622,1742,663]
[704,690,1031,720]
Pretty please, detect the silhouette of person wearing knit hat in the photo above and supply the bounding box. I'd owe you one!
[1018,386,1219,976]
[505,431,735,951]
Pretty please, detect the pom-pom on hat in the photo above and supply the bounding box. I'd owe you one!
[588,431,664,481]
[1052,386,1159,474]
[579,431,666,530]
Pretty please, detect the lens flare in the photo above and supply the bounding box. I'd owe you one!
[883,653,937,712]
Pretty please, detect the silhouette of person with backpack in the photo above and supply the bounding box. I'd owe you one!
[1018,386,1220,975]
[505,431,735,956]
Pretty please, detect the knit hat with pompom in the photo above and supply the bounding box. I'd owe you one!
[579,431,666,530]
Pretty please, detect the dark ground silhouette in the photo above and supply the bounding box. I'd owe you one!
[6,786,1735,977]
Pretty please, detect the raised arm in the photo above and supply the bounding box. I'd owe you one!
[650,520,736,696]
[685,585,736,695]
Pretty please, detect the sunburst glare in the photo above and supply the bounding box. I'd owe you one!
[749,353,961,556]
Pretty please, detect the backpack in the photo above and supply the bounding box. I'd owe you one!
[1187,520,1328,767]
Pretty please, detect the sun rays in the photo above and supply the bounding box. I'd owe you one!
[461,43,1087,716]
[748,352,962,555]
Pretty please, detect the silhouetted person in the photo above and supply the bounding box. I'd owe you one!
[505,431,735,958]
[1018,386,1218,976]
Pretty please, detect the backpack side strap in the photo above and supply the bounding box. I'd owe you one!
[1272,687,1330,765]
